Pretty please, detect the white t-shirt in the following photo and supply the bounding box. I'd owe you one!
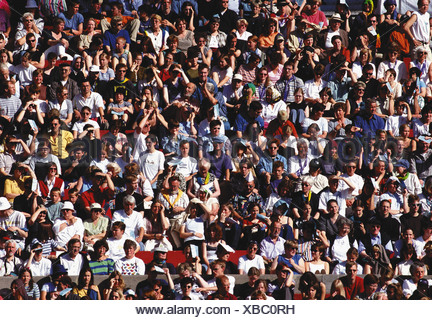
[106,235,138,261]
[112,210,144,239]
[338,173,364,197]
[60,253,85,276]
[301,117,329,135]
[25,257,52,276]
[238,254,265,274]
[304,79,328,100]
[72,92,104,118]
[137,150,165,187]
[114,256,146,275]
[11,64,37,87]
[175,156,198,178]
[325,29,341,49]
[52,217,84,247]
[72,119,100,134]
[261,100,287,126]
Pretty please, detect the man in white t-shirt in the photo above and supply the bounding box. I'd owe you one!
[59,239,87,276]
[173,140,198,181]
[72,79,105,121]
[404,0,432,61]
[137,134,165,188]
[238,240,265,275]
[112,195,145,247]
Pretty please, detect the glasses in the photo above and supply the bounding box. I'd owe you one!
[366,72,373,75]
[347,269,357,273]
[27,39,36,43]
[81,112,90,115]
[370,20,378,23]
[347,165,356,169]
[411,203,421,207]
[268,146,278,150]
[116,23,123,26]
[357,88,365,92]
[118,70,127,73]
[182,285,192,289]
[249,247,258,251]
[25,19,33,22]
[49,167,57,171]
[419,52,427,55]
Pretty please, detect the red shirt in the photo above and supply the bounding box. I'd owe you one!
[207,292,237,300]
[341,276,364,300]
[81,186,114,209]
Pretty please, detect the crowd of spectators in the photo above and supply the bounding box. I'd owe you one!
[1,0,432,301]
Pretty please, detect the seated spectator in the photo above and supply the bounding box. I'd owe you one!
[114,239,146,275]
[298,272,326,300]
[402,261,432,298]
[106,221,138,262]
[45,188,63,222]
[101,271,126,300]
[268,263,294,300]
[52,201,84,248]
[305,243,329,274]
[338,261,364,300]
[83,203,109,251]
[72,266,101,300]
[59,238,88,276]
[270,240,305,275]
[88,239,115,276]
[0,239,23,276]
[112,195,144,249]
[238,240,265,275]
[24,242,52,276]
[146,244,176,274]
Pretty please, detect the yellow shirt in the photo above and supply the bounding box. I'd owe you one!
[49,130,74,159]
[4,176,29,203]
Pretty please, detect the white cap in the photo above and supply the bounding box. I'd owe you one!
[61,201,76,212]
[90,203,102,210]
[233,74,243,81]
[0,197,11,210]
[89,65,100,72]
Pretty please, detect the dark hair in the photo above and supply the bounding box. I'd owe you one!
[19,268,35,291]
[77,266,95,290]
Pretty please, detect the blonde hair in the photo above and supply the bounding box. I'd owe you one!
[330,279,346,298]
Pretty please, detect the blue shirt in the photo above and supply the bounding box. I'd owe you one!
[328,76,352,102]
[234,112,264,134]
[353,113,385,138]
[103,29,131,48]
[256,153,288,176]
[171,0,198,15]
[118,0,143,16]
[58,12,84,32]
[205,152,233,180]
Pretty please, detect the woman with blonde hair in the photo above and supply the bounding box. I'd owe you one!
[352,48,374,79]
[261,86,287,129]
[329,279,346,299]
[103,271,126,300]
